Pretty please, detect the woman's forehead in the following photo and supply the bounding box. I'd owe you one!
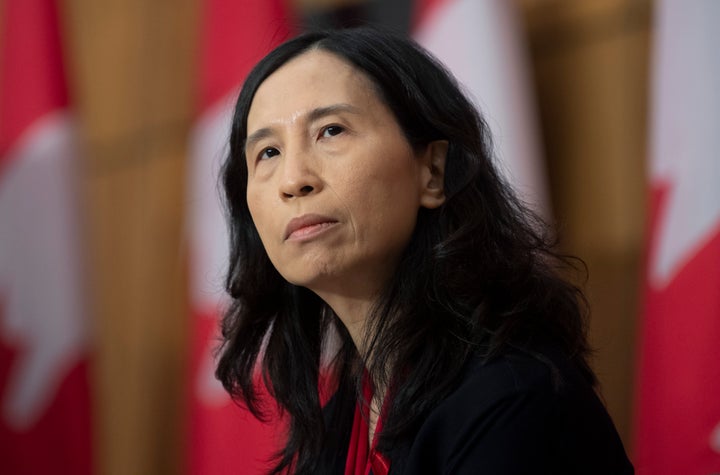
[246,50,381,132]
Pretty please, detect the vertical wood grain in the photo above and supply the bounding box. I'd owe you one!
[521,0,650,450]
[63,0,197,473]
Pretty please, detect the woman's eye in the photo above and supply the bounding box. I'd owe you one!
[321,125,344,138]
[259,147,280,160]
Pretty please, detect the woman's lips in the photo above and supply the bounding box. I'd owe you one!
[284,214,339,241]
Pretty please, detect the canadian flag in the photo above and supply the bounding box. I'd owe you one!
[634,1,720,474]
[186,1,293,474]
[0,1,93,474]
[413,0,547,212]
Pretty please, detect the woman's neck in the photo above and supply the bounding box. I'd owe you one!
[313,285,390,446]
[313,288,377,355]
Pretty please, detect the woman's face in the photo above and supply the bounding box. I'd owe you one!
[244,50,444,297]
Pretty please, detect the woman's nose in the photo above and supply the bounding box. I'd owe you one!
[278,148,322,199]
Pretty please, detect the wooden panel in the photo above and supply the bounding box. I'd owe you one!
[521,0,651,450]
[63,0,197,473]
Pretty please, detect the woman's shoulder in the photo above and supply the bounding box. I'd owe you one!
[415,347,597,443]
[450,346,593,408]
[387,348,634,474]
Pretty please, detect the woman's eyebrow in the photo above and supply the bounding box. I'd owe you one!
[244,103,360,150]
[245,103,362,153]
[305,103,361,123]
[245,127,274,153]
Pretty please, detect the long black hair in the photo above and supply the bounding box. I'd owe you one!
[218,26,593,474]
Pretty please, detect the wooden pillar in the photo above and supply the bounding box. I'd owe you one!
[520,0,651,449]
[63,0,197,473]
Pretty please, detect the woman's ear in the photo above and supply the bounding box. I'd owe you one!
[419,140,448,209]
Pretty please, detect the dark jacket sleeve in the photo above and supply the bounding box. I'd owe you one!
[390,353,634,475]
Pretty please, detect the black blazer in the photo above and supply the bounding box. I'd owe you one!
[321,349,634,474]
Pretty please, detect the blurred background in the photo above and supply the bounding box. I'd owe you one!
[1,0,718,474]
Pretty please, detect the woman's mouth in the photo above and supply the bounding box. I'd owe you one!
[284,214,339,241]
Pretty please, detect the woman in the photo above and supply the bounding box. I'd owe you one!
[218,27,633,475]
